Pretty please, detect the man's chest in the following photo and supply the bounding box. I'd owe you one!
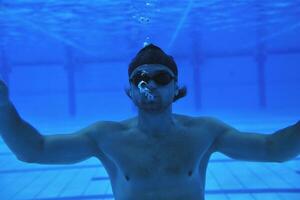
[102,127,215,180]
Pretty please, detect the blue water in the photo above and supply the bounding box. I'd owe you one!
[0,0,300,199]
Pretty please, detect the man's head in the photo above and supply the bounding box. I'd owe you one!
[128,44,178,78]
[125,44,187,112]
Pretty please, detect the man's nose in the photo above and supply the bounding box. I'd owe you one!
[146,80,157,89]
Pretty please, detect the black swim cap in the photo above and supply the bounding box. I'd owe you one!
[128,44,178,78]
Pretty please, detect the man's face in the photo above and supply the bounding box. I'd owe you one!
[128,64,178,113]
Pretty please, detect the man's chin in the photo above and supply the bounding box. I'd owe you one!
[142,108,164,113]
[139,103,165,112]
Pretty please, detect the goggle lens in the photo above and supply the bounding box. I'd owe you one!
[130,71,175,86]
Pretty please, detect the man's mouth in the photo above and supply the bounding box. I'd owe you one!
[144,93,155,100]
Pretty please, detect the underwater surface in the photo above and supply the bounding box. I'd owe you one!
[0,0,299,199]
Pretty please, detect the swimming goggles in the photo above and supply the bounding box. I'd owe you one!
[129,70,176,87]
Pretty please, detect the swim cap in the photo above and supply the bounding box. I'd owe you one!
[128,44,178,78]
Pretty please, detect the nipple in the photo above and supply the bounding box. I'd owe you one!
[125,175,130,181]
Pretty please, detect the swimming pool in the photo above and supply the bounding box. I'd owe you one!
[0,1,299,199]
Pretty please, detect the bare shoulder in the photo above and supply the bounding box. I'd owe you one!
[173,114,220,126]
[197,116,226,126]
[89,120,129,140]
[119,116,138,128]
[173,115,227,152]
[199,116,231,128]
[173,113,196,126]
[177,115,231,136]
[198,116,235,137]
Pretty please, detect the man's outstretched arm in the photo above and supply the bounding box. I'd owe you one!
[208,117,300,162]
[0,80,104,164]
[267,121,300,162]
[0,100,105,164]
[0,101,44,162]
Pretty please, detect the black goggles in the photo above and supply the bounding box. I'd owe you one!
[129,70,177,86]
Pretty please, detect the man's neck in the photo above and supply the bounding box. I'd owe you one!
[137,106,177,136]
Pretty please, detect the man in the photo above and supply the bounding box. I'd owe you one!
[0,44,299,200]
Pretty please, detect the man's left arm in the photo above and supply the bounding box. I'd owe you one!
[267,120,300,162]
[210,118,300,163]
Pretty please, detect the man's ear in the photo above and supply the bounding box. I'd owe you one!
[173,86,187,102]
[174,84,179,95]
[124,87,132,99]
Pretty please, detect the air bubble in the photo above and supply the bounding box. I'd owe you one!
[138,16,151,24]
[143,36,151,46]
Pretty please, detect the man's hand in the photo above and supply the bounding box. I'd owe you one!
[0,79,9,106]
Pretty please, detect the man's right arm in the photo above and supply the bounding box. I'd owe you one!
[0,101,45,162]
[0,80,105,164]
[0,101,107,164]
